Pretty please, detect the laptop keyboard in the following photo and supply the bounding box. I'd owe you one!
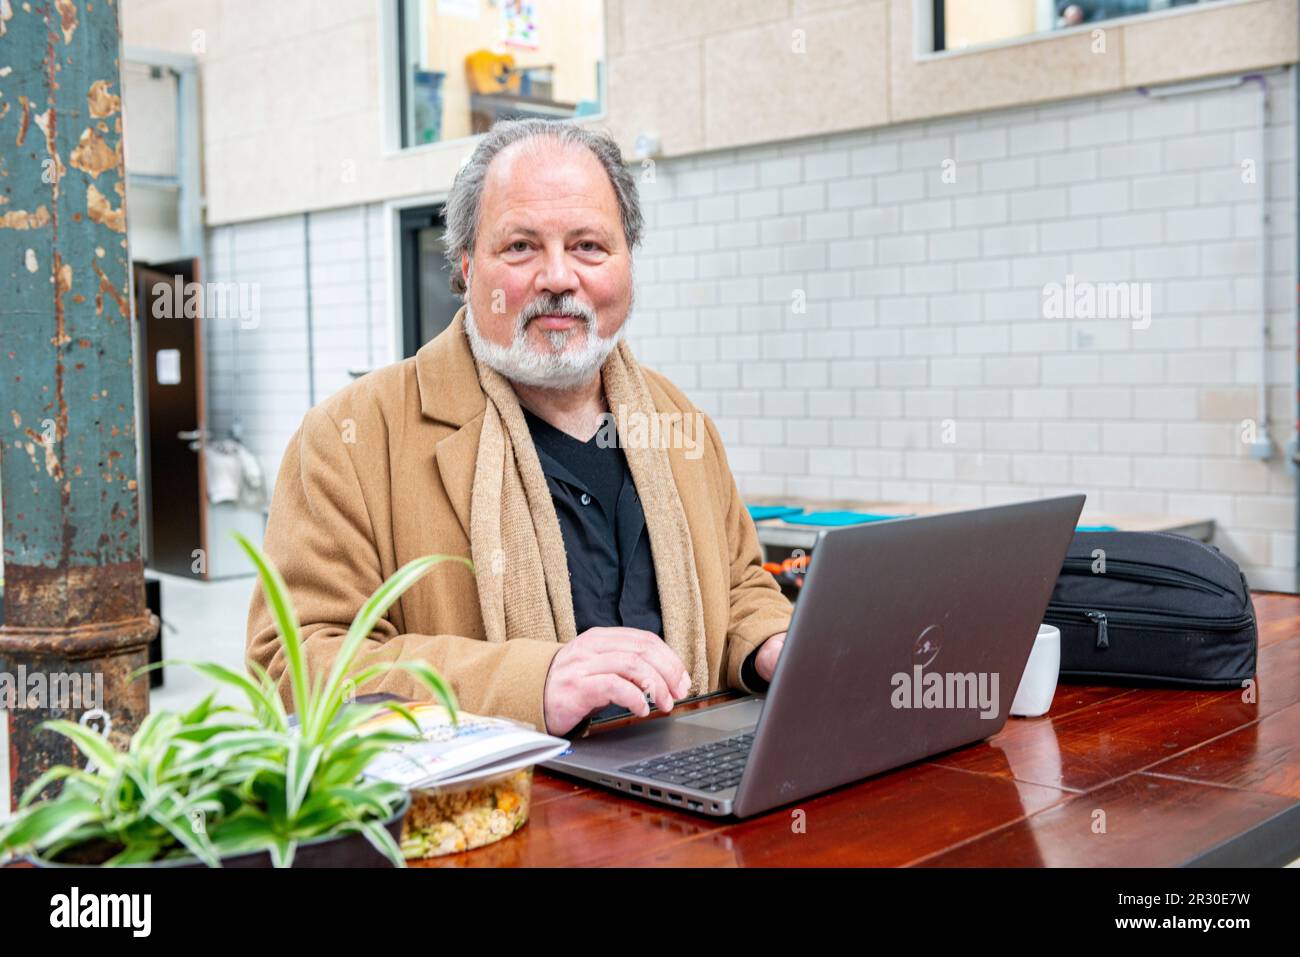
[618,732,756,793]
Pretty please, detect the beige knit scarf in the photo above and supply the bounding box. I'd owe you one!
[468,337,710,697]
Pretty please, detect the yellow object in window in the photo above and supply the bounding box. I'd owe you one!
[465,49,519,95]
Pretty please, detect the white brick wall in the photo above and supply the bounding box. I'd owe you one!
[629,67,1299,592]
[200,69,1299,593]
[205,203,389,486]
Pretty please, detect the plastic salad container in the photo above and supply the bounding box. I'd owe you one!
[362,702,568,860]
[400,765,535,859]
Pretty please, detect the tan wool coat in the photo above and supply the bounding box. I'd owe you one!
[245,308,794,735]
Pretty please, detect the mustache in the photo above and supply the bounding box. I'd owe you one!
[516,294,597,331]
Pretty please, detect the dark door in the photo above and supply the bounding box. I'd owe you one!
[400,204,461,357]
[134,261,208,578]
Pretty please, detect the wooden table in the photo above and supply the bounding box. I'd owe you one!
[416,592,1300,867]
[749,499,1215,552]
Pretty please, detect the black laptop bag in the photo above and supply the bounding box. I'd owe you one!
[1042,531,1257,688]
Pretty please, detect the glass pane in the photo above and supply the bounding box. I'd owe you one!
[399,0,605,148]
[417,225,460,346]
[122,61,178,178]
[124,183,181,265]
[939,0,1221,52]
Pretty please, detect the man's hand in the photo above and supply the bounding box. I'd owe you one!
[543,627,691,735]
[754,631,787,683]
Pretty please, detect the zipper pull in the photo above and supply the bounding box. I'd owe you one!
[1085,610,1109,650]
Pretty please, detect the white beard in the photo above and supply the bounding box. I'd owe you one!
[462,295,627,390]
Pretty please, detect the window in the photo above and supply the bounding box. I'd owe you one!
[932,0,1228,53]
[398,205,461,357]
[121,52,201,262]
[395,0,605,149]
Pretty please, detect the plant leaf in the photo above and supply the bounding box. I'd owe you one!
[0,799,101,856]
[309,555,470,739]
[179,661,287,731]
[285,741,323,821]
[105,840,165,866]
[232,531,312,726]
[36,720,121,775]
[17,765,105,809]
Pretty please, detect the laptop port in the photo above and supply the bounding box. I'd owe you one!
[649,788,663,798]
[668,793,682,804]
[687,800,703,811]
[630,783,643,793]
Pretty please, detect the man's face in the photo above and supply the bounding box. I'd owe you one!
[462,139,633,389]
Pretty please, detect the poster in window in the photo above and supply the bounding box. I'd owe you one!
[502,0,538,50]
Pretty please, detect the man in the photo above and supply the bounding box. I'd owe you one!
[246,118,792,737]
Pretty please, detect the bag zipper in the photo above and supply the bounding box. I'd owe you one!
[1044,605,1255,651]
[1085,610,1108,649]
[1059,557,1228,596]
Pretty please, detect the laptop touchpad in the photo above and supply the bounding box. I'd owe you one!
[676,697,763,731]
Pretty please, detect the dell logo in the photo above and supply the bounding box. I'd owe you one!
[912,625,941,669]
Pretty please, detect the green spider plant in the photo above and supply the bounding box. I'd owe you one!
[0,532,470,868]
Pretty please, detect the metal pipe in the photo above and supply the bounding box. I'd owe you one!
[1245,73,1273,457]
[304,211,317,406]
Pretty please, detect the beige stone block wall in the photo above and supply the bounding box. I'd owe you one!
[702,2,890,151]
[119,0,1297,224]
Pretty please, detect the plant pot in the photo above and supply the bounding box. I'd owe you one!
[27,792,411,869]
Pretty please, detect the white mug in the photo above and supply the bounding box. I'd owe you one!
[1010,623,1060,718]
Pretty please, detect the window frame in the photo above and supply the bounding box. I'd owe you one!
[918,0,1263,60]
[378,0,609,157]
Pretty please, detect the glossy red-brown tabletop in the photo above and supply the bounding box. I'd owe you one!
[415,591,1300,867]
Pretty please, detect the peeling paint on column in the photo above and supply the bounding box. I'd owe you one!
[69,126,118,177]
[85,182,124,231]
[0,204,50,229]
[86,79,119,117]
[0,0,156,807]
[31,105,65,197]
[15,94,29,145]
[53,0,77,45]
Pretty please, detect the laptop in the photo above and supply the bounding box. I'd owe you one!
[541,494,1086,818]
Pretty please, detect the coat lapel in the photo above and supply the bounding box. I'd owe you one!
[435,419,483,541]
[417,306,486,544]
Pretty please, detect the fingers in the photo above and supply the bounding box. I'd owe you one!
[582,651,675,713]
[574,627,691,697]
[596,673,656,718]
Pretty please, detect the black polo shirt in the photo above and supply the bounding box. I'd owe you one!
[522,408,768,721]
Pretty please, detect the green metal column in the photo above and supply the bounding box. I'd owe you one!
[0,0,157,808]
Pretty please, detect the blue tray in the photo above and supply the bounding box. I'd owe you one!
[747,505,805,521]
[781,510,911,527]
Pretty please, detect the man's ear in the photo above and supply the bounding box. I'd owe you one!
[451,252,470,295]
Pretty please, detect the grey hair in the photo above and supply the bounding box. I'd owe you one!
[443,118,643,295]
